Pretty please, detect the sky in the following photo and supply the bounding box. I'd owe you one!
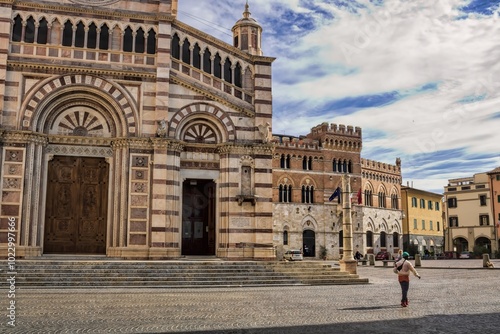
[177,0,500,194]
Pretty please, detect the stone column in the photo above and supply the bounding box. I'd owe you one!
[339,174,357,274]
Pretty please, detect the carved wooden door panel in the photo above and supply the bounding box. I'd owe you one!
[44,156,108,254]
[182,180,215,255]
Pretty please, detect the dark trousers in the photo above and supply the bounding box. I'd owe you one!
[399,281,409,302]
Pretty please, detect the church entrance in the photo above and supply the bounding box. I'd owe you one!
[44,156,108,254]
[182,179,216,256]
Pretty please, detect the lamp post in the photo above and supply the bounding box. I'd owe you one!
[339,174,357,274]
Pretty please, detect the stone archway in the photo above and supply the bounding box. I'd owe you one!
[21,74,136,256]
[303,229,315,257]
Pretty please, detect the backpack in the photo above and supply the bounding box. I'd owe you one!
[393,259,405,274]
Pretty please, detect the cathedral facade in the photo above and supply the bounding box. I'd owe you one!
[0,0,276,259]
[0,0,402,260]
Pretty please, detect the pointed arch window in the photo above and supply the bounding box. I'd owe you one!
[123,26,133,52]
[135,28,145,53]
[12,15,22,42]
[283,230,288,245]
[182,38,191,64]
[366,231,373,247]
[87,23,97,49]
[378,192,386,208]
[62,20,73,46]
[224,58,232,83]
[171,34,180,59]
[280,154,291,169]
[37,18,48,44]
[75,22,85,48]
[333,159,338,172]
[235,63,242,88]
[380,231,387,248]
[279,184,292,203]
[203,48,212,74]
[99,24,110,50]
[391,194,399,209]
[193,43,201,69]
[303,156,312,170]
[24,16,36,43]
[214,53,222,78]
[364,190,373,207]
[146,28,156,54]
[393,232,399,248]
[301,185,314,204]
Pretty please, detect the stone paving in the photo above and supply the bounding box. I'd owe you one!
[1,259,500,333]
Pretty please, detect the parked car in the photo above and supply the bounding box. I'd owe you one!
[443,251,456,259]
[375,251,390,261]
[283,250,303,261]
[459,251,473,259]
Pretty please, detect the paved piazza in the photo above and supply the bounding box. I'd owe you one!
[2,259,500,333]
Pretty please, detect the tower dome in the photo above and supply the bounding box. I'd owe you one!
[231,1,263,56]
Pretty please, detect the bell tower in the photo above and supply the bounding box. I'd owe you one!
[231,1,263,56]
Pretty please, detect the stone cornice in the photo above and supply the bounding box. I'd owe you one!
[126,137,152,150]
[8,60,156,79]
[1,130,48,145]
[170,73,255,118]
[12,1,175,22]
[217,143,273,155]
[48,135,112,146]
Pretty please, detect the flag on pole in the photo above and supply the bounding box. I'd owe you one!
[329,187,341,202]
[357,188,362,204]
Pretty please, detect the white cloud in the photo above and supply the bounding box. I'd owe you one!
[178,0,500,192]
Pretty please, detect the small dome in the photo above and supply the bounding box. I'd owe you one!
[234,1,261,27]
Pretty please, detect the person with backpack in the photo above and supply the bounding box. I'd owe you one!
[394,252,421,307]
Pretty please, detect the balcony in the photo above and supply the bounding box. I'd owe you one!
[171,58,254,105]
[10,42,157,70]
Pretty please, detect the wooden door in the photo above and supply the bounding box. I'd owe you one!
[182,180,215,255]
[44,156,108,254]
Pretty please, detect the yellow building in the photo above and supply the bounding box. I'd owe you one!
[444,173,496,256]
[401,185,444,256]
[487,168,500,255]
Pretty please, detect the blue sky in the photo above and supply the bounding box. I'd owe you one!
[178,0,500,194]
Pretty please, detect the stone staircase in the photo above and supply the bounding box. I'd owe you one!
[0,258,368,288]
[266,261,369,285]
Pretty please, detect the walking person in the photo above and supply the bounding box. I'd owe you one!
[394,249,403,262]
[394,252,420,307]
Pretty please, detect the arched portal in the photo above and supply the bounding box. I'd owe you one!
[475,237,491,252]
[454,237,469,253]
[303,230,315,257]
[23,75,137,255]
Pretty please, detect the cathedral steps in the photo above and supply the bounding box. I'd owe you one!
[265,262,369,285]
[1,259,368,288]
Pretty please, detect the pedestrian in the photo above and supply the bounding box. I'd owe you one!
[394,249,403,261]
[354,251,362,261]
[394,251,420,307]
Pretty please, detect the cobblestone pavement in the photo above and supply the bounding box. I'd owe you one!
[1,259,500,334]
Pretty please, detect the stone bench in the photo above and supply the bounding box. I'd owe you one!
[382,260,396,267]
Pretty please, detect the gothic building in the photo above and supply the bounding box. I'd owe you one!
[272,124,403,260]
[0,0,276,259]
[0,0,402,261]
